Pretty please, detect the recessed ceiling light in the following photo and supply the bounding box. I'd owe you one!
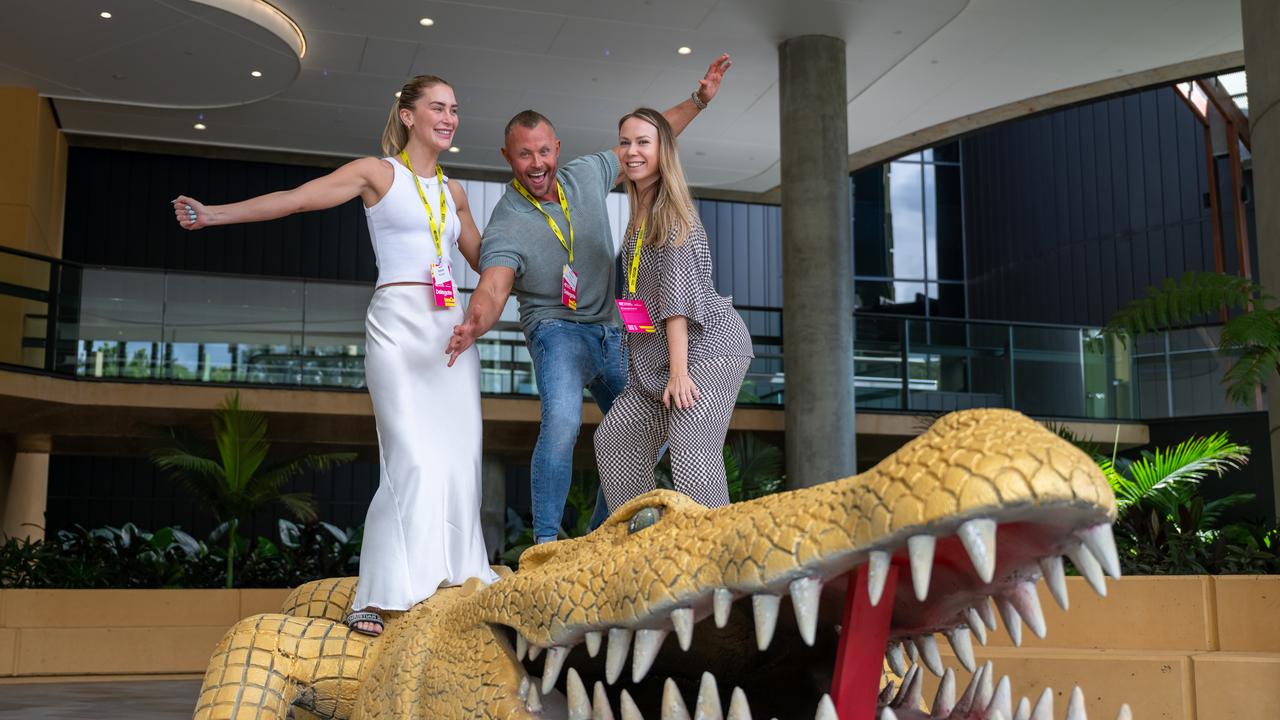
[677,46,692,55]
[250,70,262,78]
[99,11,112,19]
[448,146,460,153]
[419,17,434,26]
[193,123,207,130]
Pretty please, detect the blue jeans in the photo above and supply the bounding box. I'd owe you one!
[527,319,627,543]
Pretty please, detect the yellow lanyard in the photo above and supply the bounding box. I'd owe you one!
[399,151,447,259]
[627,219,646,295]
[512,178,574,264]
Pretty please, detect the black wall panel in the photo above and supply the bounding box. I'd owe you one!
[961,86,1218,327]
[63,147,377,282]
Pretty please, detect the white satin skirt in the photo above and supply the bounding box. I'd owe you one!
[352,285,498,612]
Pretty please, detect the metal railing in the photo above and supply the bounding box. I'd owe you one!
[1,244,1240,420]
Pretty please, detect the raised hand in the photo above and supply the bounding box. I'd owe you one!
[697,53,733,105]
[172,195,210,230]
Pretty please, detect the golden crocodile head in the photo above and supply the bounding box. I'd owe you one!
[474,408,1123,720]
[196,408,1125,720]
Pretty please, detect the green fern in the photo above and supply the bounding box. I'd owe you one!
[1103,432,1249,524]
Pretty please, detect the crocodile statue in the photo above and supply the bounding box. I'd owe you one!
[192,409,1132,720]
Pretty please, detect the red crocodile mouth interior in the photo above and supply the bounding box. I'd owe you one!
[510,514,1129,720]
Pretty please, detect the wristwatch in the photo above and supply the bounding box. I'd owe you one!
[691,90,708,111]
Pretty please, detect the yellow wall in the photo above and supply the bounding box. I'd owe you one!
[0,87,67,258]
[0,87,66,369]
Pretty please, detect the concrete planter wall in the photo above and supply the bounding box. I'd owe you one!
[0,577,1277,718]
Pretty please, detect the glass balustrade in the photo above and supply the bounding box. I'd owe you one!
[0,245,1236,420]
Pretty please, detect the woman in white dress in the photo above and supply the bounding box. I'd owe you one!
[171,75,499,636]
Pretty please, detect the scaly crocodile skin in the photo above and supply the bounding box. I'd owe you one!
[192,408,1117,719]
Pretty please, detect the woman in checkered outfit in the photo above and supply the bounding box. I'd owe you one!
[594,107,754,512]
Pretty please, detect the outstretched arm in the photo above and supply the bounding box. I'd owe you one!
[448,181,482,272]
[447,266,515,367]
[611,53,732,185]
[173,157,389,230]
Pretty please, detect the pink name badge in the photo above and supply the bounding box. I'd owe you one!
[561,264,578,310]
[616,298,655,333]
[431,262,457,308]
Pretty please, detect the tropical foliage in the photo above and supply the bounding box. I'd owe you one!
[151,392,355,587]
[1100,271,1276,405]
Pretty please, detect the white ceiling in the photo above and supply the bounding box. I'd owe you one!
[0,0,1245,193]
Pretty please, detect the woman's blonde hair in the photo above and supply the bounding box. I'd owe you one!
[618,108,696,249]
[381,75,451,157]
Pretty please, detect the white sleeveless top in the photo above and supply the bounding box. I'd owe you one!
[365,157,461,286]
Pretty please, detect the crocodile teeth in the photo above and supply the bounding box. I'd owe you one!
[543,646,569,694]
[633,628,670,683]
[894,665,922,710]
[567,668,591,720]
[907,640,920,663]
[965,607,989,646]
[713,589,733,628]
[727,688,752,720]
[585,631,603,658]
[978,598,1000,631]
[695,672,723,720]
[529,643,543,661]
[891,666,918,707]
[519,676,531,700]
[974,661,995,711]
[945,627,977,672]
[867,550,891,606]
[606,628,634,685]
[990,712,1007,720]
[881,709,899,720]
[997,598,1024,647]
[620,689,643,720]
[527,683,543,713]
[1014,696,1032,720]
[930,669,956,718]
[1040,556,1070,610]
[1079,524,1122,579]
[671,608,695,651]
[1116,703,1133,720]
[752,594,781,651]
[1009,580,1048,639]
[914,635,945,677]
[1030,687,1054,720]
[663,678,692,720]
[1066,686,1087,720]
[957,518,998,583]
[878,681,896,705]
[907,534,937,601]
[1066,542,1108,597]
[987,675,1012,720]
[954,662,984,712]
[594,682,616,720]
[789,577,822,646]
[886,641,909,676]
[815,694,836,720]
[517,634,529,662]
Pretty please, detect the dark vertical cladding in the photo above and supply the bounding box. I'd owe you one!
[961,86,1227,327]
[63,147,374,283]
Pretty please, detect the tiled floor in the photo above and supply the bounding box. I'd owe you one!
[0,680,200,719]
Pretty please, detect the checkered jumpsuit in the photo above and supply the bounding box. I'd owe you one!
[594,218,754,512]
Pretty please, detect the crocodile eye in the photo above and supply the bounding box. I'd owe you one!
[628,507,662,534]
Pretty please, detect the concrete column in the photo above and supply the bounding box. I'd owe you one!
[778,36,855,488]
[0,434,51,541]
[1241,0,1280,518]
[480,453,506,560]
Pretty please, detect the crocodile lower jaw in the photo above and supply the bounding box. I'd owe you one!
[499,503,1132,720]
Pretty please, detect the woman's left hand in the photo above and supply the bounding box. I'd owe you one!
[697,53,732,105]
[663,373,701,410]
